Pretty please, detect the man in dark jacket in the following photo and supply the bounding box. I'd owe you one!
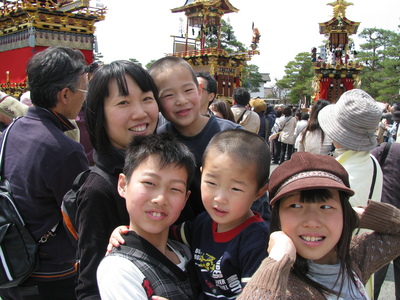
[0,46,89,300]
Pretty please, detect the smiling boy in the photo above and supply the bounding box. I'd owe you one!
[97,133,197,300]
[148,57,272,223]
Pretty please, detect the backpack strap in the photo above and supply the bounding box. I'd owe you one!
[236,109,247,124]
[0,117,21,179]
[0,117,59,243]
[368,156,377,200]
[369,142,392,200]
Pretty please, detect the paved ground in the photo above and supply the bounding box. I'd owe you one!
[270,163,396,300]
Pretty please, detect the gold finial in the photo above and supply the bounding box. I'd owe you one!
[327,0,353,18]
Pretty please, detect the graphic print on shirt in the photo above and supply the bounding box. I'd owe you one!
[194,247,242,295]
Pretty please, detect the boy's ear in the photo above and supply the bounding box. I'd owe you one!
[184,190,191,205]
[117,173,127,198]
[255,183,269,200]
[198,82,203,96]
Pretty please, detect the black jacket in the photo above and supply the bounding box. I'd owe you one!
[76,149,129,299]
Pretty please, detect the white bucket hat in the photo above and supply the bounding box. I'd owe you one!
[318,89,382,151]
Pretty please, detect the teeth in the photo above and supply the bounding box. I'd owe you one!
[150,212,163,217]
[301,236,323,242]
[130,125,146,132]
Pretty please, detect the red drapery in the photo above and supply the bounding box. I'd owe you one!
[342,78,354,92]
[0,47,93,84]
[319,77,332,101]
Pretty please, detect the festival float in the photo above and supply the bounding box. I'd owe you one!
[170,0,260,100]
[0,0,106,97]
[312,0,362,102]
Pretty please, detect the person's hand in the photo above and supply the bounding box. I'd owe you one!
[106,225,129,254]
[268,231,296,262]
[152,297,169,300]
[353,206,365,218]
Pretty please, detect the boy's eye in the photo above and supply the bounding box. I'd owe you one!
[205,181,216,186]
[143,181,155,186]
[232,187,244,192]
[185,88,194,93]
[162,93,173,99]
[171,187,184,193]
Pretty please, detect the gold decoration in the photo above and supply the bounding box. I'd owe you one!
[327,0,353,18]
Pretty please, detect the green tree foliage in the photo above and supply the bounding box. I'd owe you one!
[241,64,264,92]
[128,58,142,67]
[204,19,264,92]
[145,60,157,70]
[205,19,247,53]
[358,28,400,103]
[276,52,315,104]
[93,52,104,63]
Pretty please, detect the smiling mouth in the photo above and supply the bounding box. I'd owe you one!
[300,236,325,242]
[129,125,147,132]
[176,108,190,114]
[148,211,166,217]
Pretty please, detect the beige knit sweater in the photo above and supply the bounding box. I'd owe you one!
[237,201,400,299]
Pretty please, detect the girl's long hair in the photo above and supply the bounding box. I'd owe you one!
[301,99,330,144]
[271,189,359,299]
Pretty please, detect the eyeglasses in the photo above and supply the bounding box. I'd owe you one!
[75,88,88,94]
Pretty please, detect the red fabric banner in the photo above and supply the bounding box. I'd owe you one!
[319,77,332,101]
[342,78,354,92]
[0,47,93,84]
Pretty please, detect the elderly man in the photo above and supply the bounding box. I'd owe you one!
[0,46,89,300]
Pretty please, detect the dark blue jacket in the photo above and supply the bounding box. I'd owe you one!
[1,106,89,280]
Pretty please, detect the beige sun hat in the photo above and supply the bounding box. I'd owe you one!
[318,89,382,151]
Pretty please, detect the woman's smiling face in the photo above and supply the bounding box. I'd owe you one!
[104,74,159,150]
[279,189,343,265]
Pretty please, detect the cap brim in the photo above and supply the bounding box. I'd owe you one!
[270,176,354,206]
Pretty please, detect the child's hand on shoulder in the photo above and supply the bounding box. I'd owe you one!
[353,206,365,218]
[106,225,129,255]
[268,231,296,262]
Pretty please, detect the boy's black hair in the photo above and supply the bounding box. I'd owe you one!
[85,60,160,155]
[232,87,250,106]
[123,133,196,190]
[203,129,270,189]
[271,189,359,298]
[148,56,198,87]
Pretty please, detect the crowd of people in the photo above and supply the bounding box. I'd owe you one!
[0,46,399,300]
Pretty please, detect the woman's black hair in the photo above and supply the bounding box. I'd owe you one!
[85,60,159,155]
[301,99,330,144]
[271,189,359,299]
